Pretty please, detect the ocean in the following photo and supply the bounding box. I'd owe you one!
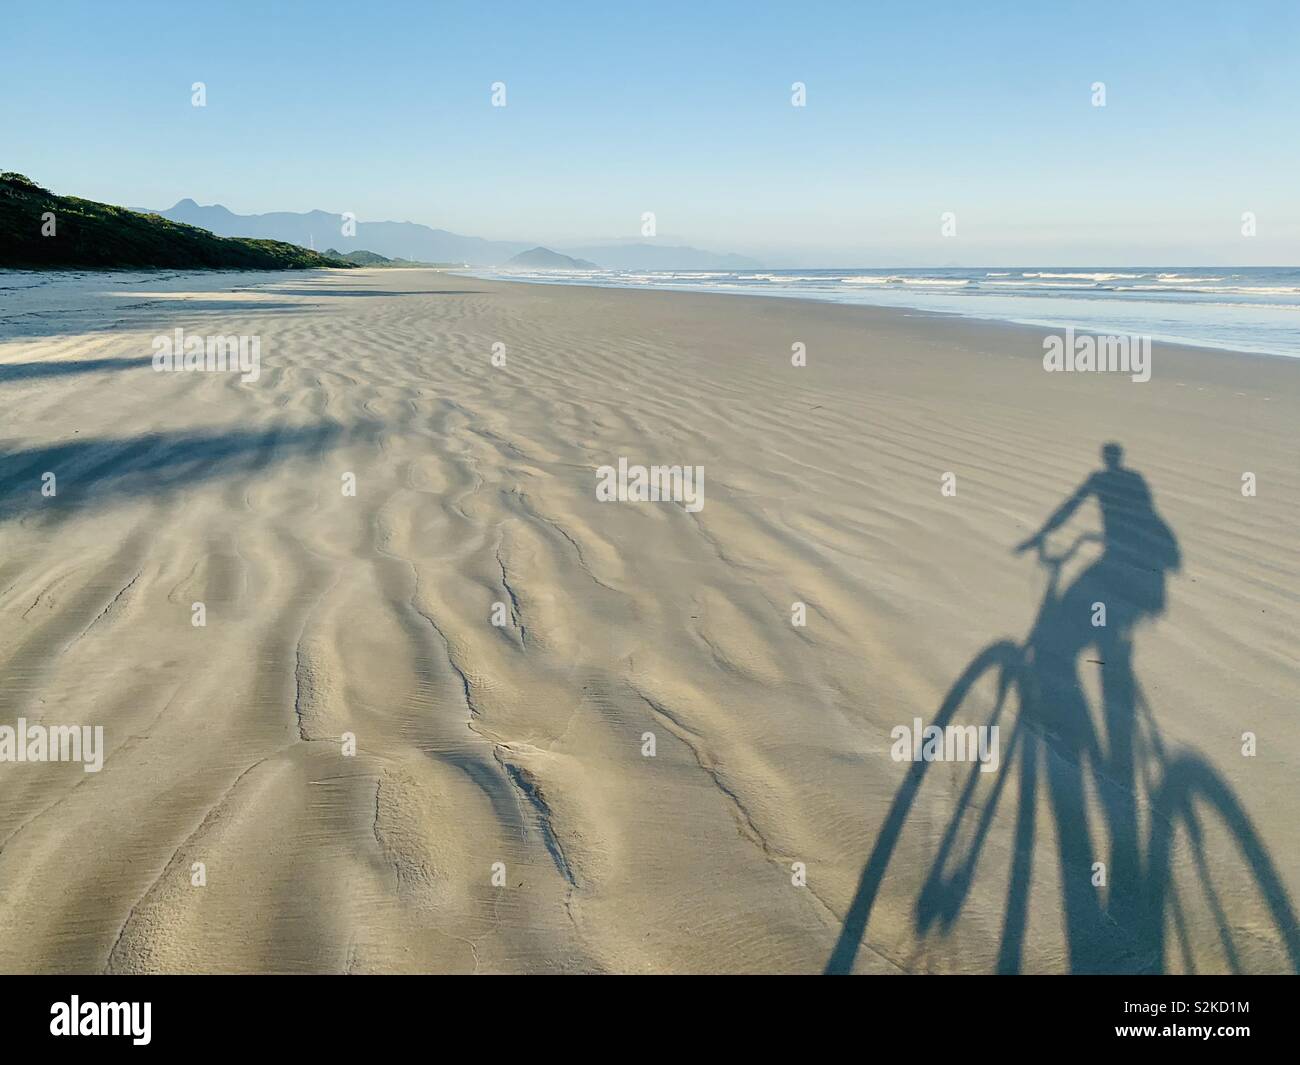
[469,266,1300,359]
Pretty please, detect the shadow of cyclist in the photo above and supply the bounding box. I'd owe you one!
[1004,441,1179,970]
[828,442,1297,973]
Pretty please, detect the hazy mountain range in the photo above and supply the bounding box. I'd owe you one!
[151,200,761,270]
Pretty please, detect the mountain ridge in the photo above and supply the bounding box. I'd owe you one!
[152,199,761,270]
[0,173,350,271]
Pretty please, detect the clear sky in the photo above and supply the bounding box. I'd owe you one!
[3,0,1298,265]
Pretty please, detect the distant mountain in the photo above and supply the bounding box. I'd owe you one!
[150,200,762,271]
[154,200,529,266]
[323,247,460,268]
[505,246,598,270]
[324,247,392,265]
[0,173,350,271]
[558,242,762,271]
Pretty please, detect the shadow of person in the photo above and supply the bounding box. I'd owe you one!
[1004,442,1180,971]
[828,442,1296,974]
[1016,441,1180,631]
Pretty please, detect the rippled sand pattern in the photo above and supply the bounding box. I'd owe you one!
[1,268,1296,973]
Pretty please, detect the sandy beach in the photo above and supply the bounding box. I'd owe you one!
[1,267,1296,974]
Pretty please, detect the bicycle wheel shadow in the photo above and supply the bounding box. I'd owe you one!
[827,442,1300,974]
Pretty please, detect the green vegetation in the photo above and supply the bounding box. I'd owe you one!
[323,247,393,266]
[0,172,352,270]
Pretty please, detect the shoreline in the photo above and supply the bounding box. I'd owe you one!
[462,268,1300,370]
[463,269,1300,362]
[7,261,1296,362]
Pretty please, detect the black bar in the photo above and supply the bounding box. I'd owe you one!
[2,974,1291,1052]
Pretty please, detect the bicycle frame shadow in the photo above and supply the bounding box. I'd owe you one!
[827,443,1300,974]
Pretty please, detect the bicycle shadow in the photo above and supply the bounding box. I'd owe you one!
[827,443,1300,974]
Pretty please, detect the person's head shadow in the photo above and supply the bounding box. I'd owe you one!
[827,443,1299,974]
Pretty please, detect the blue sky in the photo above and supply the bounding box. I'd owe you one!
[3,0,1298,265]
